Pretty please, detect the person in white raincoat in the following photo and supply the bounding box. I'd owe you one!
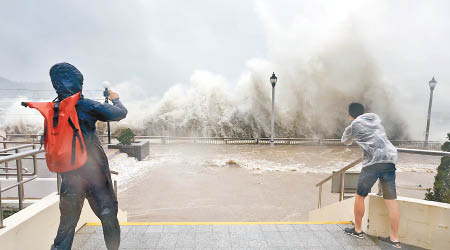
[341,103,401,249]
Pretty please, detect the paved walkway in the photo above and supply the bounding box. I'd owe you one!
[72,223,391,250]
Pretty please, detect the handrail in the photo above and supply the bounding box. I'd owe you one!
[0,149,45,164]
[397,148,450,156]
[7,133,443,142]
[1,148,44,228]
[316,147,450,208]
[1,142,121,228]
[1,176,38,193]
[316,158,363,187]
[316,157,362,208]
[1,141,41,145]
[5,134,42,137]
[0,144,35,153]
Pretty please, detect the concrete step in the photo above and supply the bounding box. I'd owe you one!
[72,222,394,250]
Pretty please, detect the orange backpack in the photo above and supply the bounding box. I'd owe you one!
[22,92,87,173]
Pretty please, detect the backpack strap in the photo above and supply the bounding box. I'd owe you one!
[52,102,60,128]
[40,126,47,150]
[68,118,84,165]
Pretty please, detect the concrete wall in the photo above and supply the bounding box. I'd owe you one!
[309,194,450,250]
[0,192,127,250]
[309,196,369,231]
[367,195,450,250]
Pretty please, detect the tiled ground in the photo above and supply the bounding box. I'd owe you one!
[72,223,389,250]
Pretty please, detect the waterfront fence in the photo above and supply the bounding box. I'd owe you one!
[4,134,443,150]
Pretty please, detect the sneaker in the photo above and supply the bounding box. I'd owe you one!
[344,227,364,239]
[378,236,401,248]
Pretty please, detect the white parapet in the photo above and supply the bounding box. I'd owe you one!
[308,195,369,231]
[367,195,450,250]
[0,192,127,250]
[309,194,450,250]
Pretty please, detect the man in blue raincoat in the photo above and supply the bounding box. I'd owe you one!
[49,63,127,250]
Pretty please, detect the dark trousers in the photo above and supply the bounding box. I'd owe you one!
[50,163,120,250]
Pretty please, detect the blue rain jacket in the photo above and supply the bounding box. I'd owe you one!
[49,62,124,250]
[49,63,127,145]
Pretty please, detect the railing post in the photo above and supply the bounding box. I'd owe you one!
[32,145,37,174]
[3,142,8,179]
[0,180,4,228]
[16,156,24,210]
[318,184,322,208]
[339,172,345,201]
[377,181,383,196]
[57,173,61,195]
[114,180,118,197]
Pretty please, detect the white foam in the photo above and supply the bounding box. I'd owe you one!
[108,153,155,191]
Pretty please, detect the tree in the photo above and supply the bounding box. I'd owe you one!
[425,133,450,203]
[117,128,135,145]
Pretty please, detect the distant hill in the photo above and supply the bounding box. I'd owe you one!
[0,76,50,90]
[0,76,24,89]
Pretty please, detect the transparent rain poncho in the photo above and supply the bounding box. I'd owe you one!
[341,113,398,168]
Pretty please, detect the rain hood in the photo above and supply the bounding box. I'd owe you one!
[50,62,84,100]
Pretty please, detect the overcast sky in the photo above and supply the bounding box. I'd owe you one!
[1,0,449,139]
[0,0,266,94]
[1,1,449,94]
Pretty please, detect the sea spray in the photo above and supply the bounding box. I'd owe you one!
[0,37,409,139]
[140,37,408,139]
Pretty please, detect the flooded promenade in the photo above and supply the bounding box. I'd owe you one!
[111,144,439,222]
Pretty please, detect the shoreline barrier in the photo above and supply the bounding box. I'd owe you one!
[4,134,443,150]
[136,136,443,149]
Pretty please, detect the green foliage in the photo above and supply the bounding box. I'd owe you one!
[2,209,18,220]
[425,133,450,203]
[117,128,135,145]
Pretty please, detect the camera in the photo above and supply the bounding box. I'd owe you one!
[103,81,111,98]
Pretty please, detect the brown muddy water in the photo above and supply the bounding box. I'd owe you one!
[107,144,440,221]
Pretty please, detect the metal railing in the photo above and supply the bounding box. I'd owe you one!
[6,134,443,149]
[0,146,43,228]
[316,148,450,208]
[132,136,442,148]
[316,157,363,208]
[111,170,119,196]
[1,141,120,229]
[0,144,43,179]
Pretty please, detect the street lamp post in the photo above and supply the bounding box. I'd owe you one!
[103,81,112,144]
[270,72,278,146]
[425,76,437,146]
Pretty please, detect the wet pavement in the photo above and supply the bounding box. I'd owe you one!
[72,223,395,250]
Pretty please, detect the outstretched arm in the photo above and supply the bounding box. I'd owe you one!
[93,93,128,122]
[341,124,353,145]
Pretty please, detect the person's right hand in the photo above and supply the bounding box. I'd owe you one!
[108,90,119,100]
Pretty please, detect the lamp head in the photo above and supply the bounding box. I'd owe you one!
[429,76,437,90]
[270,72,277,88]
[103,81,111,98]
[102,81,111,89]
